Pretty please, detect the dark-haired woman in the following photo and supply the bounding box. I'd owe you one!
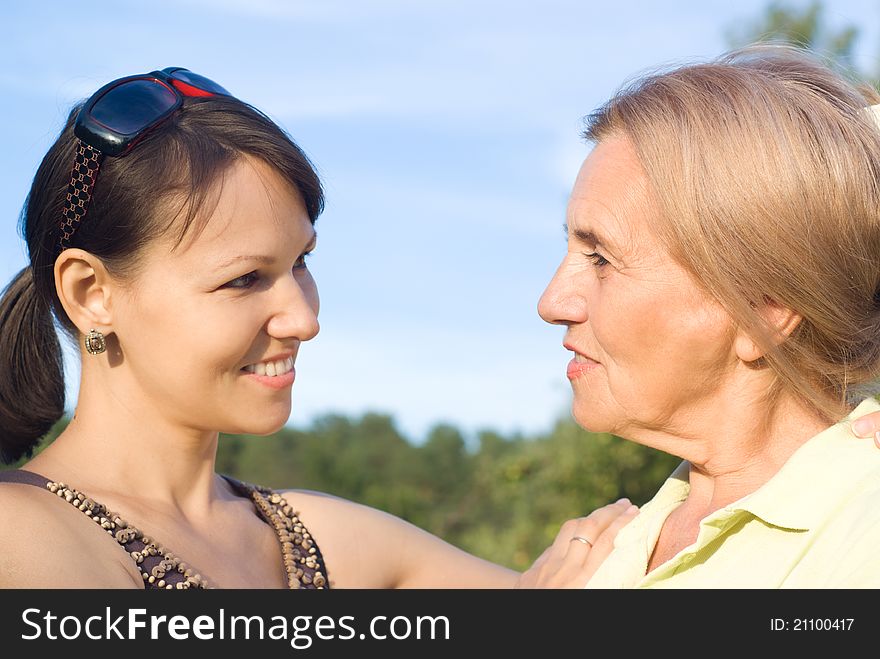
[0,69,629,588]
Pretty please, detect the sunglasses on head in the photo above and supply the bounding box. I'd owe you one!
[58,68,231,254]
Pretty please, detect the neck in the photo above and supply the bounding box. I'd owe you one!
[27,367,224,514]
[622,373,830,517]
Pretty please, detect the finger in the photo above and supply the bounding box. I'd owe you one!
[561,498,634,560]
[851,412,880,438]
[557,505,640,589]
[521,504,640,589]
[583,504,639,571]
[565,502,638,564]
[547,499,627,557]
[518,501,639,589]
[538,498,635,583]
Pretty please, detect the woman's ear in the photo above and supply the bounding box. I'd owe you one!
[54,249,116,334]
[734,298,802,363]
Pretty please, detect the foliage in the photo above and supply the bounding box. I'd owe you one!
[725,0,872,83]
[214,414,679,571]
[727,1,857,59]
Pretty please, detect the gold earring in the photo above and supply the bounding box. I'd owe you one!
[84,328,106,355]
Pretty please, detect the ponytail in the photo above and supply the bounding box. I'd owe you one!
[0,265,65,463]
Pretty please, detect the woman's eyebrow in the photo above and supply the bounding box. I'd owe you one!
[217,254,275,270]
[562,223,611,249]
[215,231,317,270]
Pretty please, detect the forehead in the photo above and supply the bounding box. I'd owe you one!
[155,156,312,265]
[567,135,655,245]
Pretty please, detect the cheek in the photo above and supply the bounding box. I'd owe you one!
[124,288,251,377]
[574,290,733,432]
[595,285,732,384]
[590,283,663,363]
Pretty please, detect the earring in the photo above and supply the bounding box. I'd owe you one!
[84,328,106,355]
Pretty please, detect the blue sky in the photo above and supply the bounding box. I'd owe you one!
[2,1,879,442]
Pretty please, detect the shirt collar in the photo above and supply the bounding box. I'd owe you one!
[707,398,880,531]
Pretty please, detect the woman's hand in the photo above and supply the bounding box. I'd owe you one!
[851,410,880,447]
[514,498,639,589]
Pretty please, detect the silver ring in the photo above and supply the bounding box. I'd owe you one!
[570,535,593,548]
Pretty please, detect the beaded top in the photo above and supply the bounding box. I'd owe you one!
[0,469,329,589]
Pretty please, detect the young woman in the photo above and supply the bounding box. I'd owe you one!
[0,68,631,589]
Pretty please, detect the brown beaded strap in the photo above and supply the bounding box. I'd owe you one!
[223,476,329,589]
[58,141,104,253]
[0,470,329,589]
[0,470,206,589]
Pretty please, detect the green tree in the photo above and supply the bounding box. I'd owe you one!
[726,0,859,66]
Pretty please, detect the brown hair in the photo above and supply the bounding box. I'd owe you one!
[0,94,324,463]
[585,45,880,422]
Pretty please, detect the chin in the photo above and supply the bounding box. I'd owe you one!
[224,408,291,437]
[570,401,618,434]
[251,415,291,436]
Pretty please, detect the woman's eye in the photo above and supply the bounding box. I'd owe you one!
[583,252,609,267]
[224,252,313,289]
[294,251,313,270]
[225,272,259,289]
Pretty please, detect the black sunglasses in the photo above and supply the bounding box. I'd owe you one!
[58,68,231,254]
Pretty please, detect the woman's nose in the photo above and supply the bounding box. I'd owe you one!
[538,261,587,326]
[266,274,320,341]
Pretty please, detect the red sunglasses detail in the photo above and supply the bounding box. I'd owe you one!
[58,68,231,255]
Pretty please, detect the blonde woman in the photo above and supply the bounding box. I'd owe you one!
[539,46,880,587]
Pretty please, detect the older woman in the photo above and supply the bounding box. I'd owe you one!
[539,46,880,587]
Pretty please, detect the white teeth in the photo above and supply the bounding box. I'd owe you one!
[243,356,294,376]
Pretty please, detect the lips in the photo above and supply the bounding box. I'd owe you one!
[563,342,601,379]
[567,356,600,379]
[563,342,600,364]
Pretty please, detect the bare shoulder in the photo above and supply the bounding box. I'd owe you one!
[0,482,142,588]
[279,488,517,589]
[282,488,407,528]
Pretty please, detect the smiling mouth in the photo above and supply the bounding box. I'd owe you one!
[242,356,294,377]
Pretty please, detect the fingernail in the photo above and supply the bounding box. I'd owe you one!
[875,431,880,449]
[627,504,639,513]
[852,418,874,437]
[615,497,630,505]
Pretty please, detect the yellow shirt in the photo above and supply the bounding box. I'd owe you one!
[586,397,880,588]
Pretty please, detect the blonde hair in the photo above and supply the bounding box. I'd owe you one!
[586,45,880,422]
